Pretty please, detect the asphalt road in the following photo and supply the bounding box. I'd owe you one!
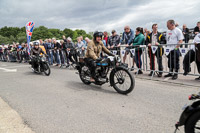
[0,62,199,133]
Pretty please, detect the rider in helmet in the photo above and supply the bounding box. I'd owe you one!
[85,31,114,81]
[30,42,45,70]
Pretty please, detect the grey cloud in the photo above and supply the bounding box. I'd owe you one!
[0,0,200,34]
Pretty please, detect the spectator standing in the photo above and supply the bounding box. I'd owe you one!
[85,37,91,47]
[182,24,190,47]
[60,40,66,67]
[107,30,120,55]
[77,37,85,57]
[183,33,200,80]
[132,27,145,74]
[66,37,77,65]
[144,28,149,40]
[0,45,3,61]
[164,20,184,80]
[80,36,86,45]
[103,31,109,47]
[46,39,53,65]
[120,25,135,65]
[146,24,166,77]
[53,38,61,67]
[194,22,200,35]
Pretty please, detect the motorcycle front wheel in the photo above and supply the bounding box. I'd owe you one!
[185,112,200,133]
[110,67,135,95]
[43,63,51,76]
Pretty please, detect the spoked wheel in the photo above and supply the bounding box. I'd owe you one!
[43,63,51,76]
[110,67,135,95]
[185,112,200,133]
[79,67,91,85]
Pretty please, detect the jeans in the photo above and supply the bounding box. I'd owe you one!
[60,50,65,65]
[56,50,61,65]
[47,50,53,65]
[135,50,143,69]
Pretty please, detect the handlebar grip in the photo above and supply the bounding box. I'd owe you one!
[189,94,200,100]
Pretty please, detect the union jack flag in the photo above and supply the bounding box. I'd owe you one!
[25,21,35,55]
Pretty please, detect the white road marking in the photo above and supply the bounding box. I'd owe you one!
[5,65,28,69]
[0,67,17,72]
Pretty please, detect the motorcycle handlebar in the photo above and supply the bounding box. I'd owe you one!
[189,94,200,100]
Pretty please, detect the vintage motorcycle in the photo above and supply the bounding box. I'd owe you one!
[175,92,200,133]
[76,56,135,95]
[29,55,51,76]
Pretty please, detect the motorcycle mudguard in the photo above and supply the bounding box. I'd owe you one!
[75,62,85,72]
[178,100,200,126]
[109,66,128,86]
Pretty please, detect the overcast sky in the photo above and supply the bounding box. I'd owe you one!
[0,0,200,33]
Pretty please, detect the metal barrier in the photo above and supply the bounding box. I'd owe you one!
[1,43,200,79]
[109,43,200,78]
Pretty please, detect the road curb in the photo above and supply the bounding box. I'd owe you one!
[135,75,200,88]
[0,97,35,133]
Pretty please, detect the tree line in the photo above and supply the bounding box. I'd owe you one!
[0,26,93,44]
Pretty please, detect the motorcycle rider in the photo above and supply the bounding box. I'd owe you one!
[85,31,114,82]
[30,42,45,70]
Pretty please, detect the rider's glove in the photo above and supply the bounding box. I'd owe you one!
[109,51,114,56]
[96,57,102,62]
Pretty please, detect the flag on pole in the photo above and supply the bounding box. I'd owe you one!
[25,21,35,55]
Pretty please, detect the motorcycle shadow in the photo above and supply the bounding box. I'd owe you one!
[67,81,120,95]
[23,71,44,76]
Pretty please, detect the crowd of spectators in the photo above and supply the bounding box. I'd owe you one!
[1,20,200,80]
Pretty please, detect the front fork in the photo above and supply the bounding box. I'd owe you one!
[174,122,180,133]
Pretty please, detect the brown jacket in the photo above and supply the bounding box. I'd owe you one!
[85,40,111,60]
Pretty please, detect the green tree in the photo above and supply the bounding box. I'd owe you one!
[9,35,16,44]
[63,28,74,38]
[0,26,21,38]
[31,26,53,41]
[0,26,91,43]
[48,29,63,39]
[0,35,10,44]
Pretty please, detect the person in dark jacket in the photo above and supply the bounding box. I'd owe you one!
[107,30,120,55]
[183,33,200,80]
[66,37,77,67]
[194,22,200,35]
[132,27,145,74]
[53,38,61,67]
[46,39,54,65]
[120,25,135,64]
[146,24,166,77]
[30,42,45,70]
[182,24,190,47]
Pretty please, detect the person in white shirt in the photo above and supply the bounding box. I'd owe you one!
[183,33,200,80]
[164,20,184,80]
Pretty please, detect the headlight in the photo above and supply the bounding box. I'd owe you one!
[117,56,121,62]
[41,57,46,62]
